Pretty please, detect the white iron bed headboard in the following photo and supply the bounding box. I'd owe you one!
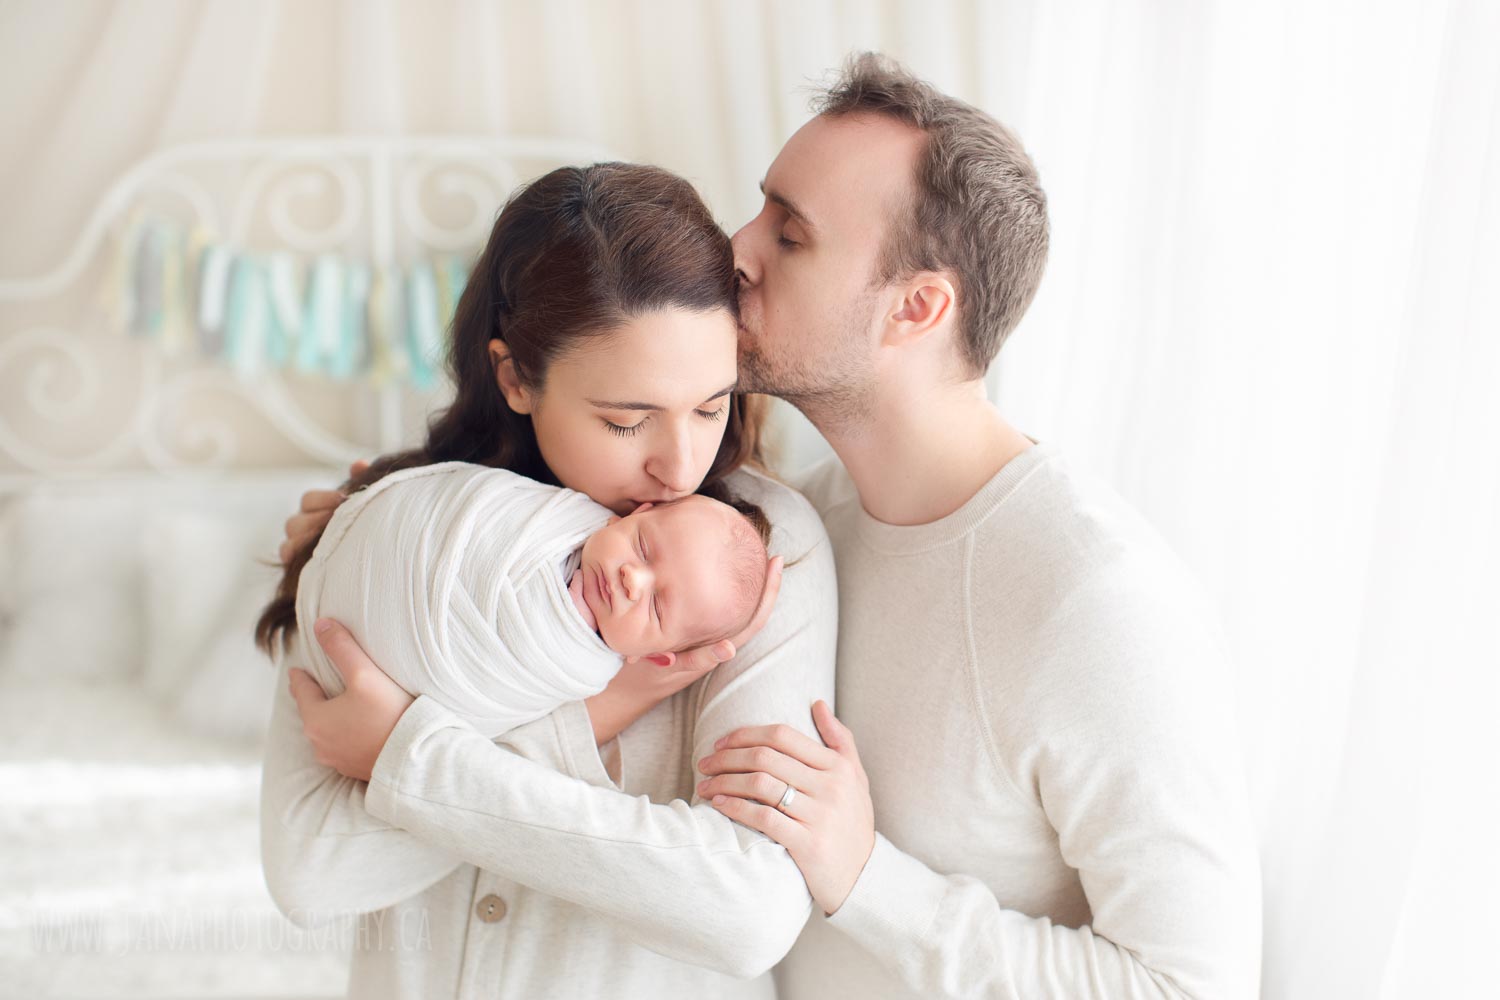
[0,135,623,491]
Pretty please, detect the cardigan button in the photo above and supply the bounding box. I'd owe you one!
[475,894,508,923]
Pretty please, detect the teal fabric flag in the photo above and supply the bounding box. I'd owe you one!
[224,257,270,378]
[298,255,343,375]
[266,252,302,369]
[405,260,441,391]
[332,261,372,380]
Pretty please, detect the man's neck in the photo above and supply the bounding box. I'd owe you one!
[811,383,1032,527]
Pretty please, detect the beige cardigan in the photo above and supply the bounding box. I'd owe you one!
[260,465,839,999]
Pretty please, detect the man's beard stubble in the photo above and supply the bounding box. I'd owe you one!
[735,309,877,435]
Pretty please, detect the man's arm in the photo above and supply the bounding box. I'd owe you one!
[822,576,1263,999]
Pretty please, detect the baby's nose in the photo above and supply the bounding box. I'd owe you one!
[621,563,652,600]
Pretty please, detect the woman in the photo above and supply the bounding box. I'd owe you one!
[256,162,837,999]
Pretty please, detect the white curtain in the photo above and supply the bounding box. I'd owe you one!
[2,2,1495,996]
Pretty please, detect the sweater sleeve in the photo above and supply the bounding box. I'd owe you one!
[259,638,459,925]
[362,494,838,978]
[823,564,1263,999]
[258,632,641,924]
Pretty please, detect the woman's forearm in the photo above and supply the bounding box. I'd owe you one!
[367,695,814,978]
[261,648,463,925]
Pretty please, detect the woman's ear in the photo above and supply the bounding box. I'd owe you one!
[488,338,534,414]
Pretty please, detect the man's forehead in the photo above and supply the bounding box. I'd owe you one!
[765,114,924,234]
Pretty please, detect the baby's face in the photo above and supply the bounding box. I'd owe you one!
[572,496,742,661]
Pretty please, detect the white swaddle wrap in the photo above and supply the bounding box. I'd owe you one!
[293,461,620,738]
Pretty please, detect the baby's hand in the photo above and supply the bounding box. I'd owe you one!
[585,652,719,747]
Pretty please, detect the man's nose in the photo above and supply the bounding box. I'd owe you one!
[731,223,760,286]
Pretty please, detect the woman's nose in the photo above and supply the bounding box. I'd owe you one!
[647,428,697,495]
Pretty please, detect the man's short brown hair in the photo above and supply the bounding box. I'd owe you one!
[814,52,1049,376]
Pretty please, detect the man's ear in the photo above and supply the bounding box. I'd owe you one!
[488,338,534,414]
[883,274,956,349]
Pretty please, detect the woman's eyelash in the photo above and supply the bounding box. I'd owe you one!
[605,409,722,436]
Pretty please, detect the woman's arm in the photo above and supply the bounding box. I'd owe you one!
[259,633,465,926]
[291,479,839,977]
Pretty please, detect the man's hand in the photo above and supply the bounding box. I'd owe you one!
[287,618,413,782]
[279,459,370,564]
[584,556,784,746]
[695,700,875,915]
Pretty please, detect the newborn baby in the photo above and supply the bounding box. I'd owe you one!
[291,460,770,738]
[566,494,769,668]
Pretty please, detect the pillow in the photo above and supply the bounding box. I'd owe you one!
[169,554,282,744]
[138,473,327,736]
[0,487,147,681]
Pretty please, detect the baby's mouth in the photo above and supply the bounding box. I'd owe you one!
[593,565,613,611]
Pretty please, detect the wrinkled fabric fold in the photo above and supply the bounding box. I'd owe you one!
[295,461,620,737]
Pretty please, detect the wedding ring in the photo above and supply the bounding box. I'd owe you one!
[776,782,797,812]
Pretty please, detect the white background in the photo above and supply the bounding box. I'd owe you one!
[1,2,1496,997]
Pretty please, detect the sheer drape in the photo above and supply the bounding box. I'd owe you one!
[2,2,1494,996]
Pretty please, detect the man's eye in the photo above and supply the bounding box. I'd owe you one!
[604,419,646,437]
[777,234,799,249]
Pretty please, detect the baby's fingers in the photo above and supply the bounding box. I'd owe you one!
[678,639,736,674]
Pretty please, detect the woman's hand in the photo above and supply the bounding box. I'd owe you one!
[288,618,414,782]
[584,555,785,746]
[279,459,369,565]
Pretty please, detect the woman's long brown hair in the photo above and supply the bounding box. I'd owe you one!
[255,162,767,658]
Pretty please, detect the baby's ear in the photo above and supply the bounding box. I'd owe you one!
[644,652,675,668]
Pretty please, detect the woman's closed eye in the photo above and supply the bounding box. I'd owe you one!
[602,407,726,437]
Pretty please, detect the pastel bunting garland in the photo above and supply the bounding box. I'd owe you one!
[102,213,471,389]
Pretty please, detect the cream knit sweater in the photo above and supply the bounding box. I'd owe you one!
[777,441,1262,999]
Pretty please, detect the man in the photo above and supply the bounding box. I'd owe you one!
[692,53,1262,998]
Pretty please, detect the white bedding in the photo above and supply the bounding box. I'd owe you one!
[0,473,355,997]
[0,675,349,998]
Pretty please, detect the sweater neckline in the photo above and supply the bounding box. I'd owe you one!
[850,439,1056,554]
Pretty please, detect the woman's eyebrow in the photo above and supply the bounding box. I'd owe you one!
[587,382,737,411]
